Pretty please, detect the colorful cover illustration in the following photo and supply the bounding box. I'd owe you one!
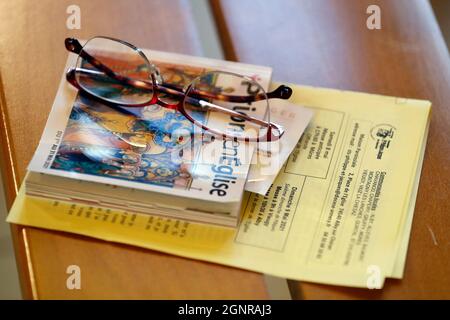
[51,59,212,190]
[29,48,272,200]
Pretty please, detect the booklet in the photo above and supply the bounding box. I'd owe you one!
[26,48,274,226]
[8,83,431,287]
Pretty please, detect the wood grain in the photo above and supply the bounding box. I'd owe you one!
[212,0,450,299]
[0,0,269,299]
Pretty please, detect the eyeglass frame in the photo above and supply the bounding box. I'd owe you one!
[64,37,292,142]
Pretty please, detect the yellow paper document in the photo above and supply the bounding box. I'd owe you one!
[7,84,431,288]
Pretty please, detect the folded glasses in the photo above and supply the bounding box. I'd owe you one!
[64,36,293,142]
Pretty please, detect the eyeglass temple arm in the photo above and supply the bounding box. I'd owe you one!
[65,38,292,102]
[198,100,285,141]
[187,97,284,137]
[186,84,292,103]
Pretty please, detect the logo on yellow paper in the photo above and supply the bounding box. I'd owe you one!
[370,124,395,160]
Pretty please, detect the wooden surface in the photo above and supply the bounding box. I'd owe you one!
[0,0,269,299]
[212,0,450,299]
[1,0,450,300]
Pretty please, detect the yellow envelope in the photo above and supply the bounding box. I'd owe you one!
[7,84,431,288]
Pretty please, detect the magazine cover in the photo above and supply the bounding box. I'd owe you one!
[28,45,272,202]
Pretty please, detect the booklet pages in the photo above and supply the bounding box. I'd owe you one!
[26,48,273,226]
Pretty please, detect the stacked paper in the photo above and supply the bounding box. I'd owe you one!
[8,83,430,288]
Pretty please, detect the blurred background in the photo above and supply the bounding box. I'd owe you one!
[432,0,450,50]
[1,0,449,299]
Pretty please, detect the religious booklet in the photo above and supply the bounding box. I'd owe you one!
[26,46,274,227]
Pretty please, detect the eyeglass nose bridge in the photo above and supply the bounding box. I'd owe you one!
[149,63,164,85]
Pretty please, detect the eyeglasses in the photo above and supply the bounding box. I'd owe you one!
[64,36,292,142]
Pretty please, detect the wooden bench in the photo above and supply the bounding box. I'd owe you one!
[212,0,450,299]
[1,0,449,299]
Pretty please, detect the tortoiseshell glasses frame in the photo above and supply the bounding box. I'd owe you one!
[64,36,293,142]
